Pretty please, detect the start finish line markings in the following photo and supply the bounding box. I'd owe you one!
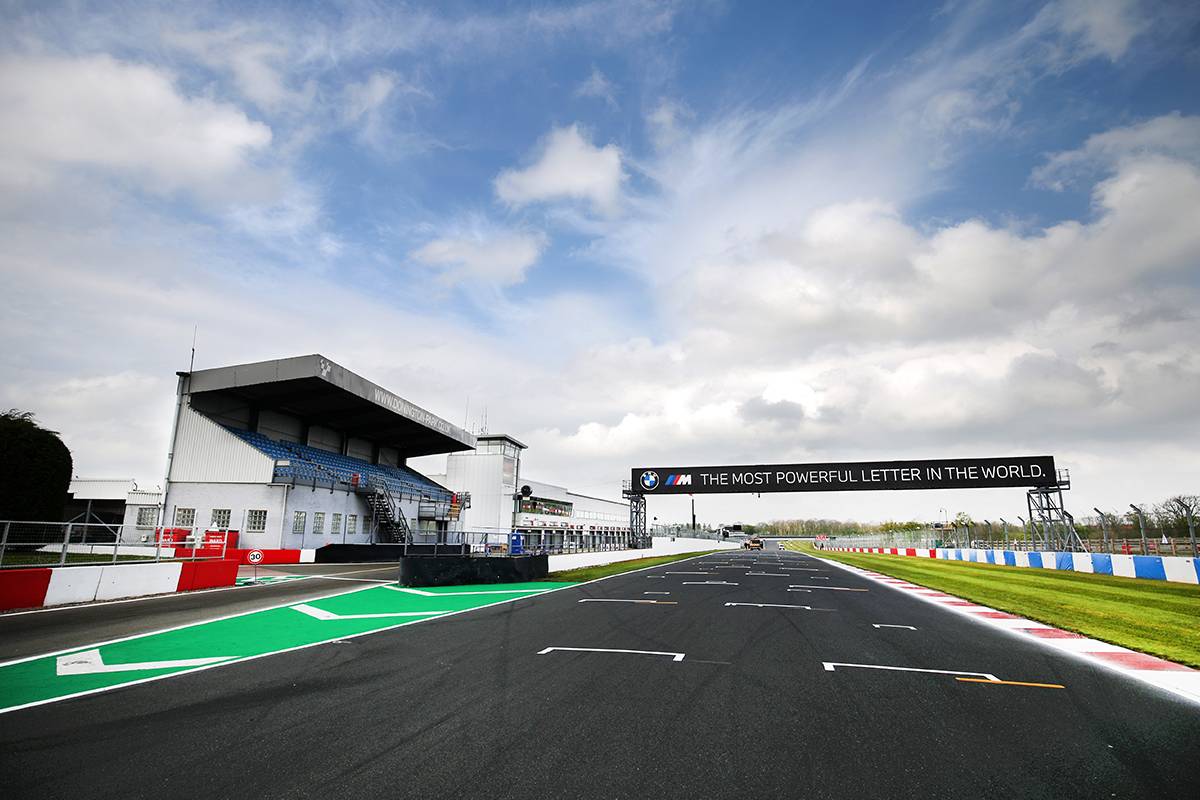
[0,580,573,716]
[538,647,685,662]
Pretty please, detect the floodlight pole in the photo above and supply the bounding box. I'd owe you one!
[1130,504,1148,555]
[1173,499,1197,557]
[1017,515,1028,550]
[1093,508,1109,552]
[999,518,1009,549]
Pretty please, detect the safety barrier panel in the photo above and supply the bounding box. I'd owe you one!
[821,546,1200,584]
[0,559,239,612]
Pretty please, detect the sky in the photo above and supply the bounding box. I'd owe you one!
[2,0,1198,527]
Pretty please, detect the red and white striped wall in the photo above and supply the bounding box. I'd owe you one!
[0,559,239,612]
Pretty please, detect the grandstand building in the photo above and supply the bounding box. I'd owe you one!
[129,355,475,550]
[426,434,631,551]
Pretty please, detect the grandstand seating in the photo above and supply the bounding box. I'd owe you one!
[226,427,450,501]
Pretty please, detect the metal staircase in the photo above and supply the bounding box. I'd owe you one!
[360,482,412,544]
[1026,469,1087,552]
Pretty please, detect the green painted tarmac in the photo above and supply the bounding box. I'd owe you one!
[0,581,573,714]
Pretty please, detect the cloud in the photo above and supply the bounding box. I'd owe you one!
[575,67,619,109]
[0,54,272,199]
[495,124,624,215]
[410,221,547,286]
[1036,0,1148,61]
[165,25,315,114]
[1031,112,1200,190]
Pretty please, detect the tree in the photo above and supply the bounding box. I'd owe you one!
[0,410,73,521]
[954,511,973,528]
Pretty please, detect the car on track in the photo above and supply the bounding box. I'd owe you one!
[744,537,764,550]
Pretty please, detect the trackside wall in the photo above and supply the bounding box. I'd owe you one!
[824,546,1200,585]
[0,560,239,612]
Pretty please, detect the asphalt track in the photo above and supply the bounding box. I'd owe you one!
[2,551,1199,799]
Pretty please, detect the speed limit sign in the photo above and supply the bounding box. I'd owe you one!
[247,549,265,564]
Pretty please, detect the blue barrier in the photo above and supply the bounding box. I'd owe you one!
[985,551,996,564]
[1003,551,1017,566]
[1092,553,1113,575]
[1027,552,1043,568]
[1056,552,1075,571]
[1132,556,1166,581]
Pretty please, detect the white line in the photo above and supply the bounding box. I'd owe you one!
[56,649,235,676]
[724,603,830,611]
[788,585,867,591]
[666,571,712,575]
[643,592,671,595]
[823,662,999,681]
[382,586,551,597]
[682,581,739,585]
[786,588,812,592]
[744,572,788,576]
[537,647,685,662]
[576,599,673,605]
[291,604,452,620]
[0,551,721,715]
[873,624,918,630]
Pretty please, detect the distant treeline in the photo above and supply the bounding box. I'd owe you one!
[756,494,1198,540]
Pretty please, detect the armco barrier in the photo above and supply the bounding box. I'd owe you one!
[825,546,1200,585]
[0,559,240,612]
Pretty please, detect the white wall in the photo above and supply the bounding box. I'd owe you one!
[445,452,511,534]
[547,537,738,571]
[169,404,275,484]
[162,482,286,549]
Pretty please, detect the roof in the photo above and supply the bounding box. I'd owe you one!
[68,478,136,501]
[185,355,476,458]
[476,433,528,449]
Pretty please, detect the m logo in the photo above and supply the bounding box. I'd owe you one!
[665,474,692,487]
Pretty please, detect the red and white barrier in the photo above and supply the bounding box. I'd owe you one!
[0,559,239,612]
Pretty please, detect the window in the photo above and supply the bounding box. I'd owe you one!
[313,512,325,535]
[247,510,268,532]
[292,511,307,534]
[347,515,357,535]
[211,509,231,528]
[175,507,195,527]
[331,513,342,535]
[136,507,158,528]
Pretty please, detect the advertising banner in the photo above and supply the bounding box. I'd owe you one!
[630,456,1056,495]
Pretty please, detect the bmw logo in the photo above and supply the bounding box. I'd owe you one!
[640,471,659,491]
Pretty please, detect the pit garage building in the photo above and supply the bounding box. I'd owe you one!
[129,355,476,550]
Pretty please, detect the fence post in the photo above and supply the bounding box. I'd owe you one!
[59,523,70,566]
[0,521,10,567]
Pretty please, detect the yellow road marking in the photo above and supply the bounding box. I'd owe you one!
[956,677,1065,689]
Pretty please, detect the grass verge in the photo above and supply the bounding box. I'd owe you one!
[547,550,721,583]
[785,542,1200,668]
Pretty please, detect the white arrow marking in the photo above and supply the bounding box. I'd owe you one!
[682,581,739,585]
[383,586,547,597]
[724,603,831,611]
[292,604,452,620]
[788,585,868,591]
[873,624,918,630]
[822,662,999,681]
[577,598,676,605]
[538,647,685,662]
[56,649,234,676]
